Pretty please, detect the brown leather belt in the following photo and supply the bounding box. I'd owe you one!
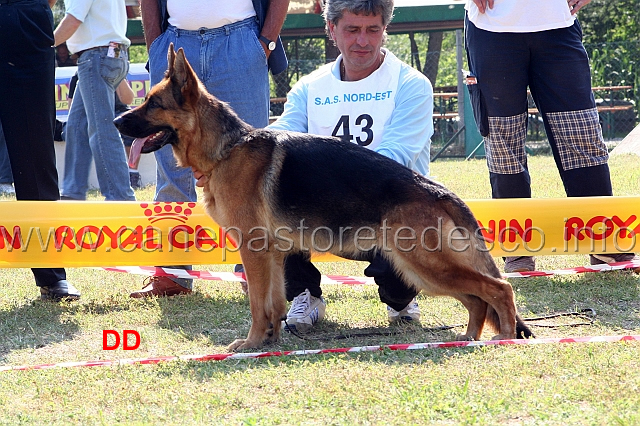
[76,43,127,58]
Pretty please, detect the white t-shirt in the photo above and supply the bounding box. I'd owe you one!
[168,0,256,30]
[465,0,575,33]
[65,0,130,54]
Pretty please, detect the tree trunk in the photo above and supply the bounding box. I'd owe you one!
[409,32,422,72]
[271,39,292,116]
[325,37,340,63]
[424,31,443,86]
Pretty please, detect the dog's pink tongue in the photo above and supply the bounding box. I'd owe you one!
[128,136,148,168]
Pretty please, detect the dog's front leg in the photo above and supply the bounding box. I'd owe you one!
[266,251,287,345]
[227,249,286,352]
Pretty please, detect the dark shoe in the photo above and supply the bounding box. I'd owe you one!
[590,253,640,272]
[54,119,64,141]
[129,171,142,189]
[40,280,81,301]
[504,256,536,273]
[129,276,193,298]
[60,195,80,201]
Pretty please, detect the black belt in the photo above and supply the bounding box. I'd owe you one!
[76,43,127,58]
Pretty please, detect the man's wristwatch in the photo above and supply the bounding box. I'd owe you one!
[259,35,276,51]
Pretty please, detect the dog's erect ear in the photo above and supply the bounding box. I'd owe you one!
[172,48,190,85]
[167,46,199,105]
[167,43,176,75]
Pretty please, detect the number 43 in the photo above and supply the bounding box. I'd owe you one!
[331,114,374,146]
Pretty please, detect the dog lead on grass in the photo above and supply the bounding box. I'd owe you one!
[115,44,534,352]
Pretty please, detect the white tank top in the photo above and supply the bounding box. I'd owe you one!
[167,0,256,30]
[307,50,401,150]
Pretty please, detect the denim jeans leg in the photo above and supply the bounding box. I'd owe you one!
[201,20,270,128]
[148,29,195,290]
[148,30,198,204]
[153,144,197,202]
[62,89,92,200]
[76,49,135,201]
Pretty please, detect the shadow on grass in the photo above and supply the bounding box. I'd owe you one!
[148,290,466,366]
[153,291,253,346]
[509,270,640,332]
[275,320,462,351]
[0,296,155,364]
[148,269,640,379]
[0,300,81,363]
[150,337,479,382]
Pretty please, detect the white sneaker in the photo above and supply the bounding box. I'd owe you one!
[283,289,326,333]
[0,183,15,195]
[387,298,421,324]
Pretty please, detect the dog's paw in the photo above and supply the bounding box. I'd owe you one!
[455,333,475,341]
[227,336,271,352]
[227,339,251,352]
[491,333,517,340]
[226,339,245,352]
[263,333,280,346]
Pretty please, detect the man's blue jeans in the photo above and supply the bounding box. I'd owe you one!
[147,18,270,289]
[62,48,135,201]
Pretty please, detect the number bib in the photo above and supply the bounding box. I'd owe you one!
[306,51,401,150]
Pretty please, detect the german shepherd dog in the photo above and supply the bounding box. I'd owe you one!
[115,45,533,351]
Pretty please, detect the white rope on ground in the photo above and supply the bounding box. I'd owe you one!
[2,335,639,373]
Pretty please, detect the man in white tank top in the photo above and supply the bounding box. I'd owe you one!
[465,0,638,273]
[268,0,434,333]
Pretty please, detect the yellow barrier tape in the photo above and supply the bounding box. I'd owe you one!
[0,197,638,268]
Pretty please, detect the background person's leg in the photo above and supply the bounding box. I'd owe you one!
[78,49,134,201]
[61,83,92,200]
[0,0,75,297]
[364,253,420,321]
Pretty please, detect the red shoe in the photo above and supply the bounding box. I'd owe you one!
[129,276,193,298]
[504,256,536,273]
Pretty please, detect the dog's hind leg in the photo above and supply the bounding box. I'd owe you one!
[431,271,518,340]
[477,277,518,340]
[452,294,488,341]
[228,250,285,351]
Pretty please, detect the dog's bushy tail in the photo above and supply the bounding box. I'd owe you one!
[516,314,535,339]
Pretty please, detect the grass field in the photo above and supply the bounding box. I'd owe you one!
[1,154,639,425]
